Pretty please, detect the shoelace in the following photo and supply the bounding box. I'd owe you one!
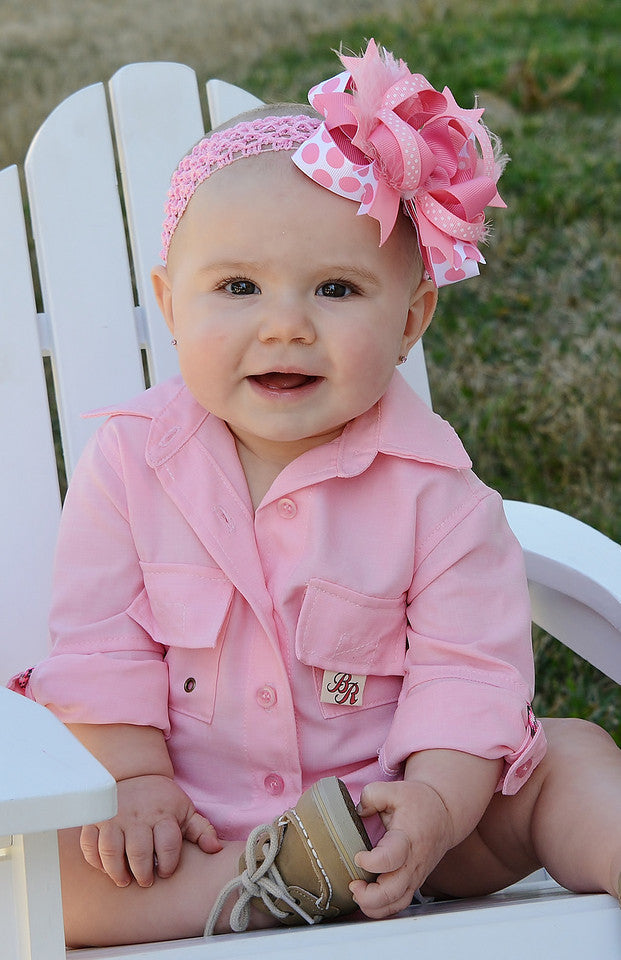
[204,820,317,935]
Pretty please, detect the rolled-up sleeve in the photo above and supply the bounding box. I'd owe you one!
[19,423,171,734]
[380,482,547,794]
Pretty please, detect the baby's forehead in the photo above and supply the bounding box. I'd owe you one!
[167,152,312,262]
[183,150,314,216]
[161,112,321,263]
[173,151,422,283]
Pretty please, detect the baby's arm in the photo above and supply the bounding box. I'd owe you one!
[350,749,502,918]
[68,722,222,887]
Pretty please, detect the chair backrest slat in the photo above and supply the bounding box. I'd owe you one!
[0,166,61,681]
[401,340,432,408]
[206,78,264,128]
[109,62,205,385]
[25,82,146,476]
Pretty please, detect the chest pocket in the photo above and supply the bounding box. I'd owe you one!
[295,578,406,719]
[128,562,234,724]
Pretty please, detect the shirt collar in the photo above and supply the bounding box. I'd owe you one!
[88,372,470,475]
[86,376,208,467]
[337,373,471,475]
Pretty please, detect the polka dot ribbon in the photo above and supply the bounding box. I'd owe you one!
[292,39,506,287]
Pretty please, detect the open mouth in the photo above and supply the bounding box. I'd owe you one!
[250,372,319,391]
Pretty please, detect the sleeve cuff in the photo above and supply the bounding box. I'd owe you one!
[379,675,547,793]
[22,653,171,736]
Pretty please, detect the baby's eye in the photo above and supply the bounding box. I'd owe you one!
[316,281,354,298]
[223,279,260,295]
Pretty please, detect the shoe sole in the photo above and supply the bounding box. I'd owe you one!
[308,777,376,884]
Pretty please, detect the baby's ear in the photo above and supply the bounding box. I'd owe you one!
[402,277,437,353]
[151,265,174,334]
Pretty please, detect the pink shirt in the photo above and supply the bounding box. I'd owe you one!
[14,373,546,840]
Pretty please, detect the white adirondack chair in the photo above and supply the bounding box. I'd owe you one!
[1,62,620,960]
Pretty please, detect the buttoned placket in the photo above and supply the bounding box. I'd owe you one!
[251,487,307,801]
[150,419,307,803]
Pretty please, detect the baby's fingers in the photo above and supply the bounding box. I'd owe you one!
[81,822,132,888]
[124,822,159,887]
[355,828,409,876]
[350,830,418,919]
[152,819,183,878]
[350,872,416,920]
[183,810,223,854]
[79,823,106,874]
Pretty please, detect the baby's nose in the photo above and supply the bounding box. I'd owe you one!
[257,297,316,344]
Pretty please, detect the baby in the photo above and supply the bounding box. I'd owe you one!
[11,40,621,947]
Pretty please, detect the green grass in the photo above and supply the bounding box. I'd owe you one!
[229,0,621,738]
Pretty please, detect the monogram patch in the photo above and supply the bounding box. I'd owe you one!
[320,670,367,707]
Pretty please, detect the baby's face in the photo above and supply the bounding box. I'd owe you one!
[154,152,436,467]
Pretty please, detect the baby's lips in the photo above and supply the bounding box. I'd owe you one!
[252,372,317,390]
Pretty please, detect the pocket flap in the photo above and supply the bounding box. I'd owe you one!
[129,562,234,649]
[295,579,406,676]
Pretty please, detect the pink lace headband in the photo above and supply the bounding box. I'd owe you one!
[160,115,321,261]
[161,40,506,286]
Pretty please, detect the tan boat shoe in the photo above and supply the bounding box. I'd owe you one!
[205,776,376,935]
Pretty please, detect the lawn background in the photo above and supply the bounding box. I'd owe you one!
[1,0,619,737]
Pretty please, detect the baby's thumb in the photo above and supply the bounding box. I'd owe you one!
[184,811,223,853]
[356,781,386,819]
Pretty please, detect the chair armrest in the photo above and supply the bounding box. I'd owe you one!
[0,687,116,835]
[503,500,621,682]
[503,500,620,625]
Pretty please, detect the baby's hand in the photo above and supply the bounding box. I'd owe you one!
[349,779,453,919]
[79,774,222,888]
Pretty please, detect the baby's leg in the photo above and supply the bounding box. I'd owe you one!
[424,718,621,901]
[59,827,274,947]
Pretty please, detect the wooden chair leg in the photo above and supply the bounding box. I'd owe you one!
[1,831,65,960]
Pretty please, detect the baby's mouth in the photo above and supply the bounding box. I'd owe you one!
[250,372,319,391]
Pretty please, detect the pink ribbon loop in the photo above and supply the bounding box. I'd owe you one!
[292,39,507,286]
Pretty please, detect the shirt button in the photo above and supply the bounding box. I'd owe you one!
[264,773,284,796]
[515,758,533,779]
[277,497,297,519]
[257,685,277,709]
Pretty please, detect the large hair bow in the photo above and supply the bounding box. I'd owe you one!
[292,39,506,286]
